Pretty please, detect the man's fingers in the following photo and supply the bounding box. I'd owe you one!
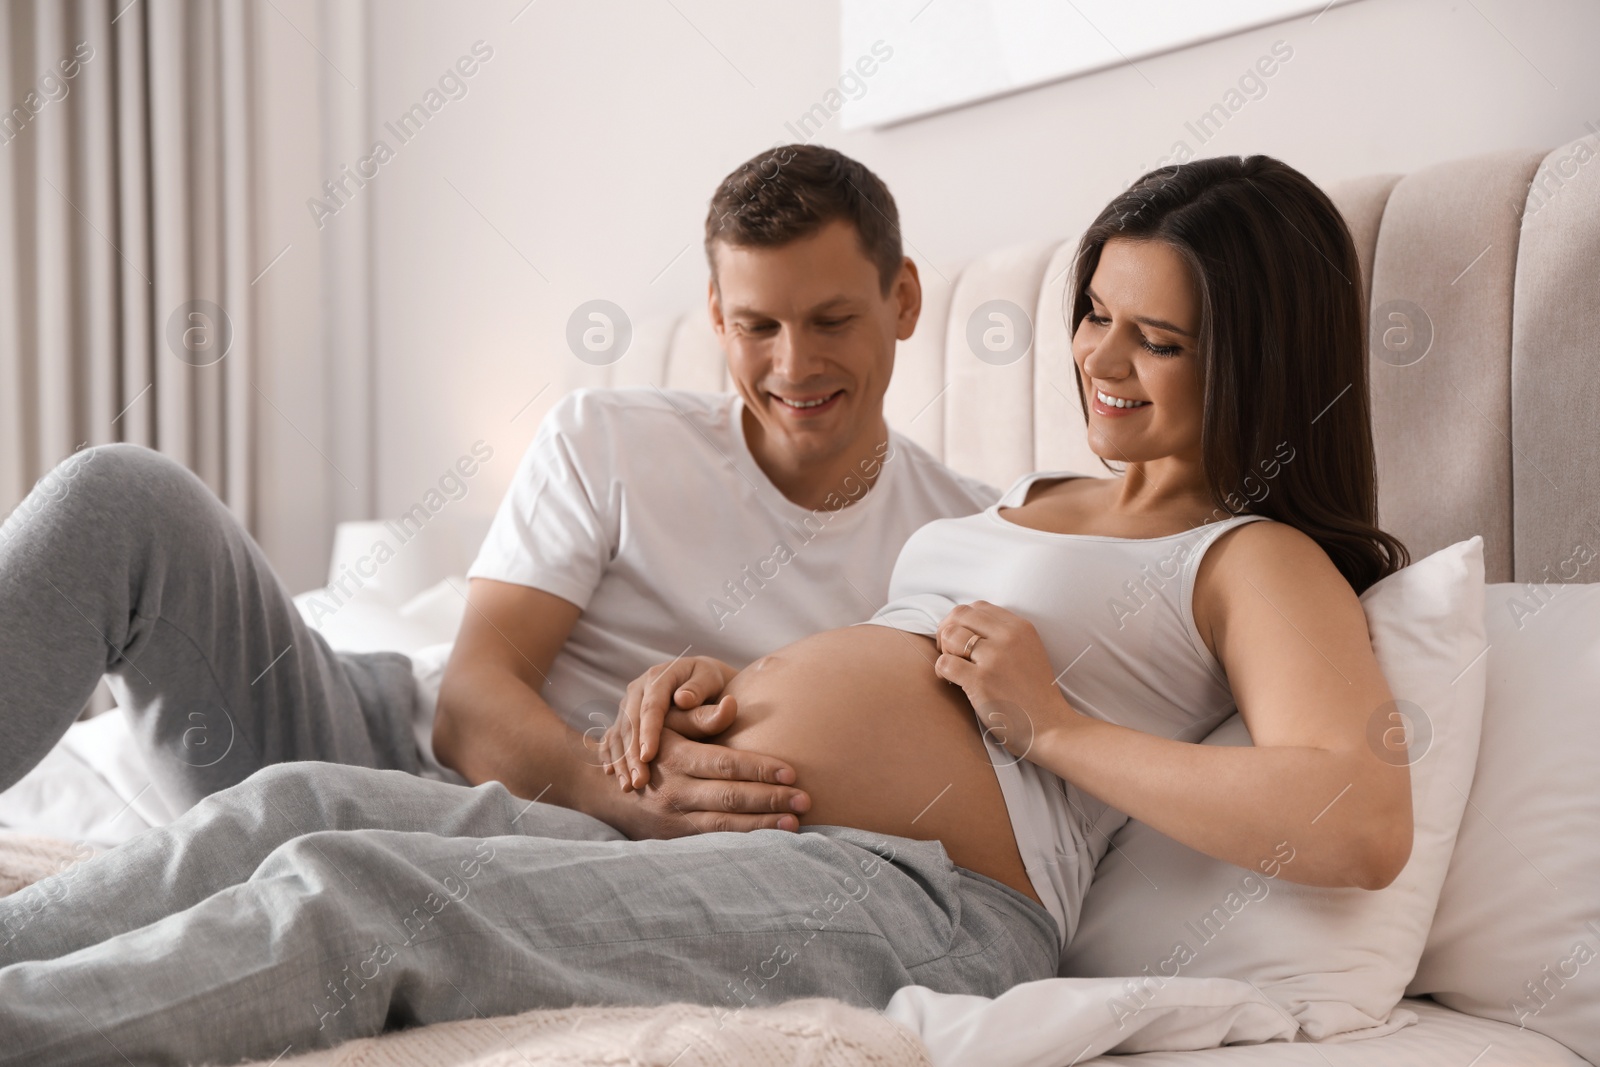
[618,657,735,768]
[642,660,726,759]
[675,739,802,792]
[610,732,634,791]
[673,777,811,817]
[619,686,656,791]
[613,688,640,786]
[625,717,644,791]
[638,660,700,760]
[663,696,738,740]
[635,693,668,772]
[671,658,730,711]
[683,811,801,834]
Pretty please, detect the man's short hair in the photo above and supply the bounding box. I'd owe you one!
[704,144,903,296]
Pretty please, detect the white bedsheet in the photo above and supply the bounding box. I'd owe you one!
[890,983,1587,1065]
[1086,995,1585,1065]
[0,708,172,847]
[889,977,1301,1063]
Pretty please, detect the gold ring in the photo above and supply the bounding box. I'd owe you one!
[963,633,980,658]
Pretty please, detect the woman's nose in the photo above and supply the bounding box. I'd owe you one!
[1079,332,1133,382]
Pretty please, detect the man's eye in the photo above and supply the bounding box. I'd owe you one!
[740,322,778,334]
[817,317,851,329]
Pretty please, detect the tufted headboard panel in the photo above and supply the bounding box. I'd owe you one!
[609,137,1600,584]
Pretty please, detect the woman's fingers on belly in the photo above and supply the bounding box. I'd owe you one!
[936,619,978,660]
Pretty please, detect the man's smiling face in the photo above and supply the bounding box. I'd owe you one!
[709,218,919,478]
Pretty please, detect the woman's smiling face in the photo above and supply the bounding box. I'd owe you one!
[1071,237,1206,465]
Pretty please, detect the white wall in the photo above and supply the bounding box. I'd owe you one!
[265,0,1597,589]
[251,0,343,594]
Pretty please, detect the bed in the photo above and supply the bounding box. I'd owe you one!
[3,136,1597,1066]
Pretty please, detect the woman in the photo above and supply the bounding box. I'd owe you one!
[598,155,1414,948]
[0,156,1411,1065]
[601,156,1414,940]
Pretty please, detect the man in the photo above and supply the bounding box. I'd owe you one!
[0,143,995,837]
[0,144,1035,1064]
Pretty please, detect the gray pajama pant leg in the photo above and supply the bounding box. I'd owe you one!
[0,763,613,965]
[0,444,422,814]
[0,765,1060,1067]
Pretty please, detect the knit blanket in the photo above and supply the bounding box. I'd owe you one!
[0,830,93,896]
[236,998,929,1067]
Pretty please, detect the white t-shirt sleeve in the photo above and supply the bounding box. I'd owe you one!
[466,392,618,610]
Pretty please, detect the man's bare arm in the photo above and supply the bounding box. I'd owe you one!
[433,580,591,807]
[433,578,810,838]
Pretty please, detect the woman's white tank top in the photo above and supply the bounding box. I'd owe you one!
[861,470,1271,956]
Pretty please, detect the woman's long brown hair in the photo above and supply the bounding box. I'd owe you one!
[1067,155,1408,594]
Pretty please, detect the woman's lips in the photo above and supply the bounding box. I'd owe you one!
[1092,391,1150,419]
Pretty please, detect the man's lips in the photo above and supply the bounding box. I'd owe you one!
[769,390,845,417]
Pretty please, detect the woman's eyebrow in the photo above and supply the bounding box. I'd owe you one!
[1084,286,1196,338]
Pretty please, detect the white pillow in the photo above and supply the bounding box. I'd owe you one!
[1406,582,1600,1064]
[292,577,466,656]
[1059,537,1487,1041]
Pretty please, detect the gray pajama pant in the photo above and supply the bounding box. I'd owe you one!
[0,763,1059,1064]
[0,442,424,812]
[0,445,1061,1064]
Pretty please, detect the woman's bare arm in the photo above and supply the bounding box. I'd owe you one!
[935,522,1413,890]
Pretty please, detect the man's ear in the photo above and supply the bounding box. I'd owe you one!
[894,256,922,342]
[707,276,727,343]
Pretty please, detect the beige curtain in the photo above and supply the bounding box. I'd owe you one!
[0,0,256,524]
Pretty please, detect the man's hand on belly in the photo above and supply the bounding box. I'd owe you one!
[581,726,812,839]
[606,655,742,788]
[584,654,811,839]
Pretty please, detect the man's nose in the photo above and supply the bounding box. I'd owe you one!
[771,325,823,381]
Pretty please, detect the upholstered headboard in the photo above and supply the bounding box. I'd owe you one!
[603,137,1600,584]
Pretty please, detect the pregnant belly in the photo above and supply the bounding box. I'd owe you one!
[717,624,1038,904]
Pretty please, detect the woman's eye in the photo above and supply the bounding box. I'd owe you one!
[1084,312,1180,356]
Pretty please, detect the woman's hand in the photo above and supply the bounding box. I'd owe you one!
[601,655,740,789]
[933,600,1082,760]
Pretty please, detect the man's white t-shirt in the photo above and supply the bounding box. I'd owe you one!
[436,386,996,747]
